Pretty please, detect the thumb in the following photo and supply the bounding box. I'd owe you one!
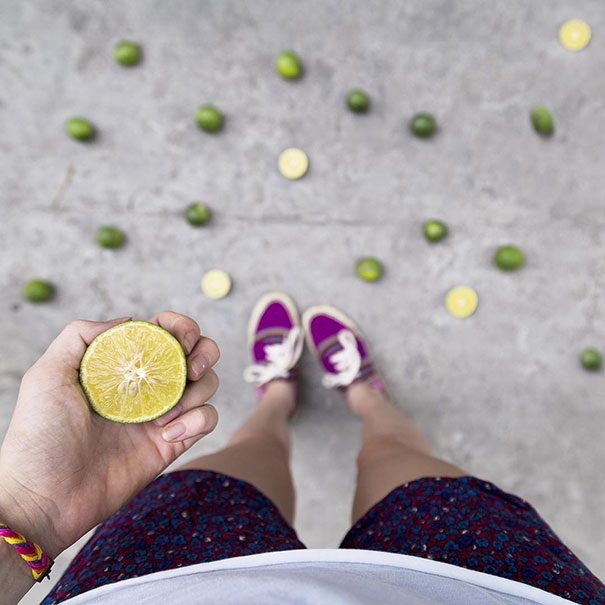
[42,317,132,371]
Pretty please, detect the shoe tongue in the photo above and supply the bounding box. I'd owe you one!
[252,329,289,363]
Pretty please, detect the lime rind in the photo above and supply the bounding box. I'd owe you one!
[79,320,187,424]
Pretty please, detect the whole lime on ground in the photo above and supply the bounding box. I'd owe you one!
[185,202,211,226]
[346,89,370,113]
[22,280,54,303]
[580,348,602,371]
[494,245,525,271]
[409,112,436,137]
[355,257,383,282]
[275,50,302,79]
[96,226,125,248]
[195,105,223,132]
[113,40,141,66]
[530,106,554,136]
[65,117,95,141]
[79,321,187,423]
[424,219,448,242]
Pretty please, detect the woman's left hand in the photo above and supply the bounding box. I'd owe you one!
[0,311,219,561]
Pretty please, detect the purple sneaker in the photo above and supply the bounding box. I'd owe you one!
[243,292,303,395]
[302,305,383,391]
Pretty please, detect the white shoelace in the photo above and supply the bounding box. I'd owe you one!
[243,327,304,387]
[322,330,362,388]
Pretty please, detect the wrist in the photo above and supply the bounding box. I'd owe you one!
[0,469,63,560]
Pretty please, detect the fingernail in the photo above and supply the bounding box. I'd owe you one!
[154,403,181,426]
[108,316,132,324]
[191,353,210,377]
[162,422,186,442]
[184,331,198,354]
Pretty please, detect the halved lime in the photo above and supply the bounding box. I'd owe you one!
[278,148,309,179]
[445,285,478,318]
[355,257,383,282]
[201,269,232,299]
[80,321,187,423]
[559,19,591,51]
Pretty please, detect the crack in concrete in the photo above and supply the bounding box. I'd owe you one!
[49,164,75,210]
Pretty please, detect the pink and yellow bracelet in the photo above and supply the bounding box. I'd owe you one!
[0,522,53,581]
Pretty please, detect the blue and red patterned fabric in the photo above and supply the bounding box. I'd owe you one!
[43,471,605,604]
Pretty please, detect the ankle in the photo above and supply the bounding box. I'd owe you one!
[345,381,392,418]
[258,380,297,416]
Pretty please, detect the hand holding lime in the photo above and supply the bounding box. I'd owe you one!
[80,321,187,423]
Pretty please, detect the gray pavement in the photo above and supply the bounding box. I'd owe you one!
[0,1,603,601]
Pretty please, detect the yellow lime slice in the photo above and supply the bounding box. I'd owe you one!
[445,286,479,319]
[201,269,232,299]
[80,321,187,423]
[278,148,309,179]
[559,19,591,51]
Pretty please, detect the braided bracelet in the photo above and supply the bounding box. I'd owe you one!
[0,522,53,581]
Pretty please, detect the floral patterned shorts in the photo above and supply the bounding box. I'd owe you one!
[44,471,605,604]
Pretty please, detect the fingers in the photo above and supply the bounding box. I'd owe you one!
[148,312,219,380]
[188,337,220,381]
[161,404,218,443]
[149,311,201,355]
[154,369,219,427]
[41,317,131,371]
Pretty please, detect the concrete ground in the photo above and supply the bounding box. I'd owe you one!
[0,1,603,601]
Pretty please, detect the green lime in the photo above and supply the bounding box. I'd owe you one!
[22,279,54,303]
[580,348,602,371]
[530,106,553,136]
[424,219,448,242]
[185,202,211,226]
[346,89,370,113]
[494,245,525,271]
[275,50,302,79]
[96,226,125,248]
[65,117,95,141]
[409,113,436,138]
[113,40,141,66]
[355,257,383,282]
[195,105,224,132]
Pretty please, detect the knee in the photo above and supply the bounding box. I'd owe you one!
[357,433,432,468]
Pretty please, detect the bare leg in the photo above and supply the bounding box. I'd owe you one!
[175,380,296,525]
[348,382,466,524]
